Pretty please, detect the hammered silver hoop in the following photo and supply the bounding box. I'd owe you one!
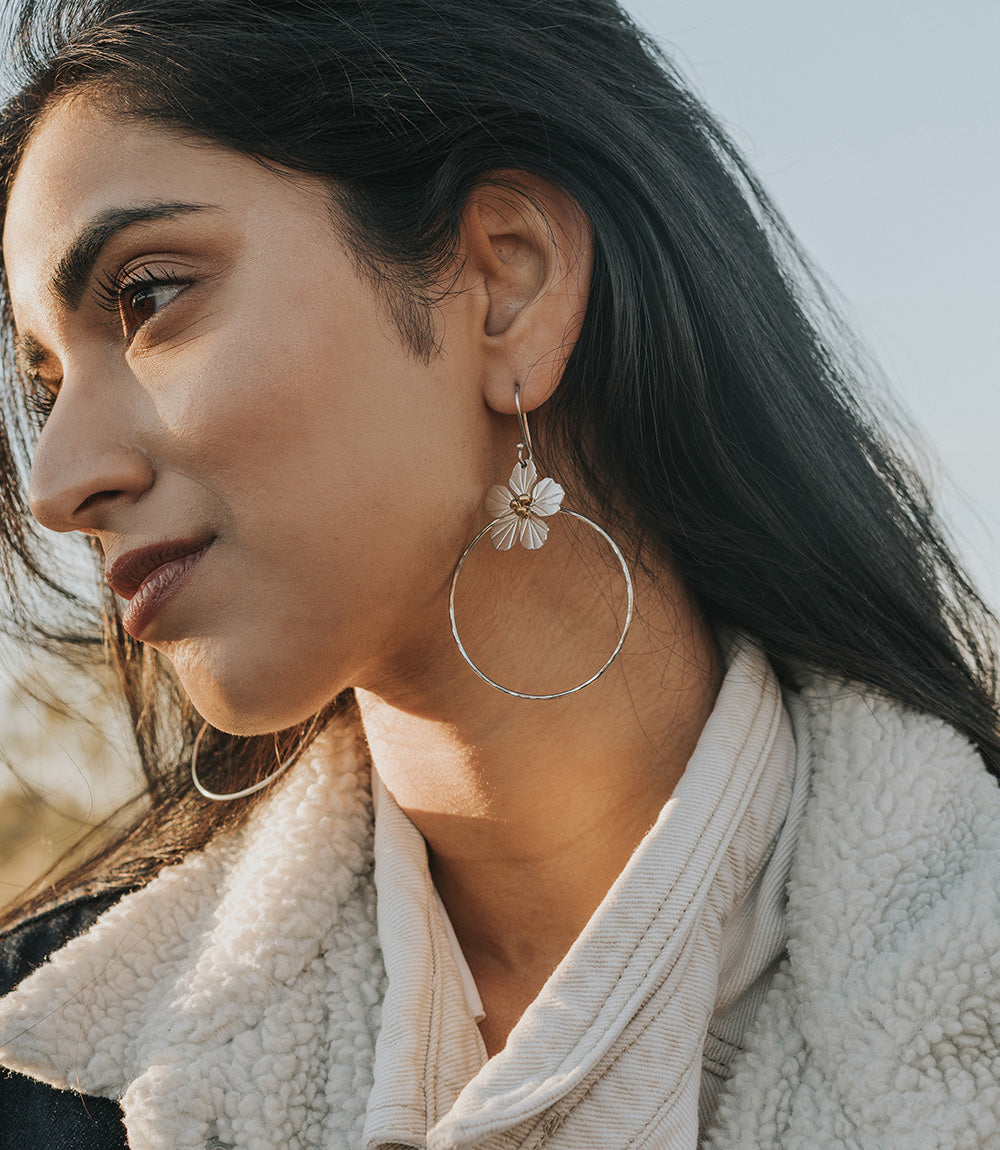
[190,721,295,802]
[448,507,635,700]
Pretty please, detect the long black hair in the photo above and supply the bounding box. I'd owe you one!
[0,0,997,923]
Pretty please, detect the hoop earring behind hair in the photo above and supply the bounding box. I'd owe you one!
[449,384,634,700]
[191,721,299,801]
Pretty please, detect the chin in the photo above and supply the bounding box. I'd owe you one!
[166,639,338,736]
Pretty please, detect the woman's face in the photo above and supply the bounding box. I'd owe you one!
[3,96,507,734]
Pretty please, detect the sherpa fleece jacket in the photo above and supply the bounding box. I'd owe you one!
[2,676,1000,1148]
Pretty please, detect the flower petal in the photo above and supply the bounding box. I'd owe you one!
[530,477,564,517]
[508,459,537,496]
[490,514,520,551]
[485,484,513,519]
[519,515,549,549]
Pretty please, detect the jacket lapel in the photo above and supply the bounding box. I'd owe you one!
[5,673,998,1148]
[0,732,383,1150]
[706,681,1000,1148]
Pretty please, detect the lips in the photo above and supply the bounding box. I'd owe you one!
[106,537,214,637]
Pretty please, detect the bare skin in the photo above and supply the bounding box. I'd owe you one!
[4,95,722,1055]
[359,598,720,1054]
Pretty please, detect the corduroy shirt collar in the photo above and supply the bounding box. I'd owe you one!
[366,639,798,1148]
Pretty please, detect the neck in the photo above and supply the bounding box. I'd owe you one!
[355,558,721,1046]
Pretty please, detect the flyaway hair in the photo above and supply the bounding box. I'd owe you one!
[0,0,996,925]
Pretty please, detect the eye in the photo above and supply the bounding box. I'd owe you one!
[122,280,186,331]
[94,265,191,341]
[24,384,57,424]
[21,370,60,426]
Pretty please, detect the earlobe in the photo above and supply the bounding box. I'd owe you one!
[460,173,592,417]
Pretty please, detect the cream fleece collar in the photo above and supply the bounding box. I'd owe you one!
[704,681,1000,1148]
[4,654,1000,1148]
[0,731,383,1149]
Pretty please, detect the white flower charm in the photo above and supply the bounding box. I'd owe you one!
[484,459,565,550]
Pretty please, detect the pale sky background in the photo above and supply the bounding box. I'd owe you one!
[622,0,999,607]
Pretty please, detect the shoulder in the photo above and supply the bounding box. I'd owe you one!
[788,673,994,800]
[0,890,134,1149]
[707,683,1000,1146]
[786,677,1000,906]
[0,888,134,995]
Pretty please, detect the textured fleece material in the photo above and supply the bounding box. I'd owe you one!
[0,891,130,1149]
[703,680,1000,1149]
[2,655,1000,1147]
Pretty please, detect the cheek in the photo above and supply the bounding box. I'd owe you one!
[140,230,474,529]
[141,257,494,727]
[152,290,480,600]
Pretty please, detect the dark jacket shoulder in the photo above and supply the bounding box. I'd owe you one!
[0,890,132,1150]
[0,888,131,992]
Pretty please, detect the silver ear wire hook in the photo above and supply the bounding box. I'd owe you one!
[514,383,533,467]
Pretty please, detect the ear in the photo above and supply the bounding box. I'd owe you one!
[459,172,592,418]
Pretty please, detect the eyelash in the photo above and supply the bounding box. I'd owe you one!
[93,264,190,335]
[24,383,56,423]
[20,264,190,424]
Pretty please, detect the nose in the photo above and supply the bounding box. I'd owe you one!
[27,383,154,535]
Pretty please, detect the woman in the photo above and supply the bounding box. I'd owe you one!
[0,0,998,1146]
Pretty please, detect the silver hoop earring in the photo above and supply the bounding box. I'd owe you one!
[191,721,295,801]
[449,384,635,700]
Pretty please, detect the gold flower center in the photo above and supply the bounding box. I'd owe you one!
[510,493,533,518]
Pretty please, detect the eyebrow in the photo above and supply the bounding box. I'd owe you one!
[50,201,215,310]
[12,330,45,379]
